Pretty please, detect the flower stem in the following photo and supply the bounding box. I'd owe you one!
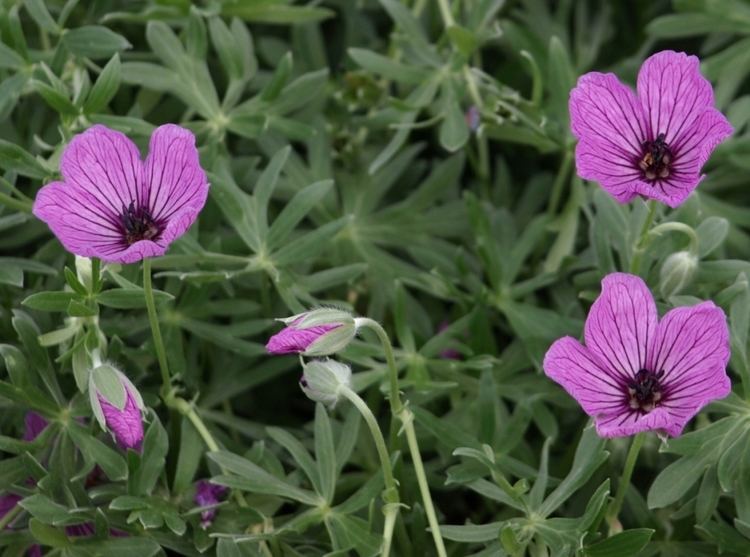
[606,432,646,533]
[403,408,447,557]
[629,201,658,275]
[340,385,399,557]
[142,258,171,393]
[358,318,448,557]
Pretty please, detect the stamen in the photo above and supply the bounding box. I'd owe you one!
[638,133,672,181]
[120,202,161,245]
[626,369,664,412]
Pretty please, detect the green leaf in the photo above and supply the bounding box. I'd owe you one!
[209,450,323,506]
[266,180,333,249]
[63,26,131,59]
[19,494,69,524]
[84,54,121,113]
[75,537,161,557]
[0,139,49,179]
[447,24,480,58]
[131,415,168,495]
[647,13,750,38]
[348,48,430,84]
[32,79,78,115]
[221,3,334,24]
[172,416,203,494]
[23,0,60,34]
[267,426,320,495]
[697,216,730,257]
[539,428,608,517]
[439,93,470,152]
[583,529,654,557]
[0,42,25,69]
[22,291,78,312]
[97,288,174,309]
[314,404,337,504]
[68,423,128,481]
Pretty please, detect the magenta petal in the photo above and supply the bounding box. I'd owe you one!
[98,388,143,450]
[544,337,626,416]
[651,302,731,434]
[60,125,143,218]
[570,72,647,202]
[594,407,673,438]
[143,124,209,244]
[266,324,339,354]
[636,51,714,144]
[584,273,658,381]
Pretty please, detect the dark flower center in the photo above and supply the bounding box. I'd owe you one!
[638,133,672,181]
[120,202,161,245]
[627,369,664,412]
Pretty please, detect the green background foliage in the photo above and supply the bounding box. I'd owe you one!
[1,0,750,555]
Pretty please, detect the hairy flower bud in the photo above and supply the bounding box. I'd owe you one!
[266,308,359,356]
[88,364,144,450]
[300,359,352,407]
[660,251,698,299]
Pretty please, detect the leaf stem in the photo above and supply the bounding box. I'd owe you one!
[606,432,646,533]
[142,258,171,393]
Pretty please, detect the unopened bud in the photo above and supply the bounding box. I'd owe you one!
[88,364,144,450]
[660,251,698,298]
[300,359,352,407]
[267,308,359,356]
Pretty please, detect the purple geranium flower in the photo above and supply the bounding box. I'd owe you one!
[33,124,209,264]
[569,50,732,208]
[544,273,731,438]
[194,480,228,529]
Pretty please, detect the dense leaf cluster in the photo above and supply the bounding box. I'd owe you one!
[0,1,749,556]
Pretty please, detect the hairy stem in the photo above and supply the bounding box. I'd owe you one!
[340,385,399,557]
[143,258,171,393]
[607,432,646,533]
[629,201,658,275]
[358,318,447,557]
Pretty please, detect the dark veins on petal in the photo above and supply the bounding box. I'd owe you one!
[638,133,672,181]
[626,369,664,412]
[120,201,163,245]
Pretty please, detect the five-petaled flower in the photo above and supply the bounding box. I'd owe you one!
[544,273,731,438]
[33,124,209,264]
[570,50,732,208]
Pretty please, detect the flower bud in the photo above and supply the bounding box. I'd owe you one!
[194,480,228,529]
[660,251,698,299]
[266,308,358,356]
[300,359,352,407]
[88,364,144,450]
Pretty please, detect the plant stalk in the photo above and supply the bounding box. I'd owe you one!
[606,432,646,533]
[358,318,448,557]
[340,385,399,557]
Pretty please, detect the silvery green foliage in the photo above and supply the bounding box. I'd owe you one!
[0,1,749,556]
